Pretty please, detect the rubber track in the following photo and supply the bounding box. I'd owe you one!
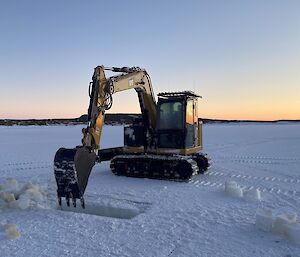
[110,154,200,181]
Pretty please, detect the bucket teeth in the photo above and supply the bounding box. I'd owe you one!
[58,197,62,206]
[80,197,85,209]
[66,196,70,207]
[72,196,77,208]
[54,147,96,208]
[57,195,82,208]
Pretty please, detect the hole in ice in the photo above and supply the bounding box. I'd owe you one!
[58,200,146,219]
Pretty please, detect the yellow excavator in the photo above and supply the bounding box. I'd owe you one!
[54,66,211,208]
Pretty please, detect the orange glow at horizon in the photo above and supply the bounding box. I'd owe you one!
[1,68,299,121]
[1,91,299,121]
[1,107,299,121]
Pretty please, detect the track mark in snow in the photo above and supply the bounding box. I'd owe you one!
[213,155,300,169]
[214,155,300,162]
[207,167,300,185]
[0,165,52,173]
[2,161,51,167]
[188,179,223,188]
[189,178,300,197]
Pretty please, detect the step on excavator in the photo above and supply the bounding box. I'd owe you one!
[54,66,211,208]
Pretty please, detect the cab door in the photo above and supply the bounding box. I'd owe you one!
[185,99,195,147]
[185,99,199,148]
[193,100,199,147]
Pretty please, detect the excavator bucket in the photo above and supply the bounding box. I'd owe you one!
[54,147,97,208]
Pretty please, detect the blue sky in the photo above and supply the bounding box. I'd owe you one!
[0,0,299,120]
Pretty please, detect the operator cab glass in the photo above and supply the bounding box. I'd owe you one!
[157,99,184,148]
[159,101,183,130]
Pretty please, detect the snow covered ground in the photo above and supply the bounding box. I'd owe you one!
[0,124,299,257]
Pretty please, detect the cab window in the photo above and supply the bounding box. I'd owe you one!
[158,101,183,130]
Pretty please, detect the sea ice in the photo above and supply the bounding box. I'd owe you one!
[255,207,274,232]
[1,124,300,256]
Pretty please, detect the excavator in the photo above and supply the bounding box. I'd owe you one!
[54,66,211,208]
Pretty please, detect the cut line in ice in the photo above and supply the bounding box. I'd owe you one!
[58,200,148,219]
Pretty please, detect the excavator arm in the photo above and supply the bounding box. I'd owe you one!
[82,66,156,151]
[54,66,157,208]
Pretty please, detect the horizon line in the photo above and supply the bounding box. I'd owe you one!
[0,113,299,123]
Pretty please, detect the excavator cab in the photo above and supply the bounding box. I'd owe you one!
[156,91,201,150]
[124,91,202,152]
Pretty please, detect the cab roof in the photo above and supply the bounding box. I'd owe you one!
[157,91,201,99]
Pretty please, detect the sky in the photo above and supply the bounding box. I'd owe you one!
[0,0,299,120]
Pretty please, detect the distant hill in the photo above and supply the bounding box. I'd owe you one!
[0,113,141,126]
[0,114,299,126]
[201,118,300,124]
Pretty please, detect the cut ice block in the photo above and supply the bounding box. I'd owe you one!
[224,181,243,198]
[285,223,300,244]
[244,188,261,202]
[255,208,273,232]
